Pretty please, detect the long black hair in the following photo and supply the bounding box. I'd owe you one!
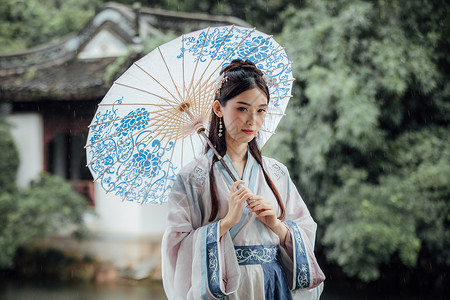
[205,59,285,222]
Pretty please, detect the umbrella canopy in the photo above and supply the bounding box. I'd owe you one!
[85,25,294,204]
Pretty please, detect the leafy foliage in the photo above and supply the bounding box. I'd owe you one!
[266,0,450,282]
[0,118,19,195]
[0,0,102,53]
[0,172,88,268]
[110,0,300,33]
[0,119,87,268]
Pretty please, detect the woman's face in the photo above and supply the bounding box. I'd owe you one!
[214,87,268,146]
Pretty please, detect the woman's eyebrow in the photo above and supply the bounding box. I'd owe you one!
[236,101,268,107]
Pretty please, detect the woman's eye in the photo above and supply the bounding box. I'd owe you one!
[238,107,247,111]
[258,109,266,113]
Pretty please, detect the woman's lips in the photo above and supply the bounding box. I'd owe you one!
[242,129,255,135]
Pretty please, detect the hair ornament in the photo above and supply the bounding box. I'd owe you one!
[213,74,228,95]
[262,74,277,87]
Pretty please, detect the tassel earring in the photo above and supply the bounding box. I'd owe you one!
[218,118,223,137]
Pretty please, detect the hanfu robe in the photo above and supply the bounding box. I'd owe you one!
[161,150,325,299]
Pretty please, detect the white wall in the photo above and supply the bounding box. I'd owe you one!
[90,183,169,237]
[6,114,43,188]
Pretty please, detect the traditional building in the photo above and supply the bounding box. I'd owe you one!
[0,2,249,276]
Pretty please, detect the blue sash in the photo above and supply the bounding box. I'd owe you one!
[234,245,293,299]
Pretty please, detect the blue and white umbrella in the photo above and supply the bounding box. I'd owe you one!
[85,25,294,204]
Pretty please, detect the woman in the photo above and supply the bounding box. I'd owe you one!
[161,59,325,299]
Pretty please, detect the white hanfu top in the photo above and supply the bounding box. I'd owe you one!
[161,150,325,299]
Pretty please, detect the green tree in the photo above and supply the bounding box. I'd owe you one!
[266,0,450,284]
[0,120,88,268]
[0,0,102,53]
[0,118,19,195]
[113,0,300,33]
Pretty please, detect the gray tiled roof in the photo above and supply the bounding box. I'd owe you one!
[0,2,248,102]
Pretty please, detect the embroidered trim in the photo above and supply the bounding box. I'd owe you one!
[235,245,279,265]
[286,220,311,289]
[190,166,207,185]
[269,163,285,181]
[205,221,226,299]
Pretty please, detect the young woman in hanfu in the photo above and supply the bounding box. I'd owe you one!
[161,59,325,299]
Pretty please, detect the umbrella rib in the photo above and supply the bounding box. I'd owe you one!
[136,138,172,203]
[200,25,235,73]
[98,102,174,107]
[152,127,183,140]
[189,25,237,104]
[113,82,178,105]
[271,78,296,86]
[188,25,235,106]
[266,112,286,116]
[186,27,211,100]
[95,130,155,185]
[86,109,181,168]
[270,95,293,99]
[147,115,186,143]
[189,27,255,112]
[85,118,150,148]
[260,128,275,134]
[123,136,172,202]
[133,62,182,105]
[151,110,184,128]
[198,132,207,149]
[265,62,293,74]
[157,46,184,102]
[117,128,170,197]
[200,87,215,117]
[200,76,219,115]
[190,135,196,160]
[241,35,273,60]
[88,111,151,128]
[254,47,285,65]
[85,109,179,154]
[151,109,182,123]
[182,35,186,100]
[105,133,158,193]
[191,80,214,120]
[158,138,178,203]
[86,123,150,168]
[89,106,183,133]
[143,114,183,204]
[181,138,184,168]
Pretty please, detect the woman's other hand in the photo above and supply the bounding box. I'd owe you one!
[246,195,287,244]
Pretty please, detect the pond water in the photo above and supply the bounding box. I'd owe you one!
[0,278,444,300]
[0,279,166,300]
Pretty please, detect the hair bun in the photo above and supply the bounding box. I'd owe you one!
[220,59,263,76]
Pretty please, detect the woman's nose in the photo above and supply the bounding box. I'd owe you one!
[246,112,256,125]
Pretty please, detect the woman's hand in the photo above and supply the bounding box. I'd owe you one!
[246,195,287,244]
[220,180,253,237]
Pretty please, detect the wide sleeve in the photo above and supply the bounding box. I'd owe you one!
[161,170,241,300]
[268,162,326,292]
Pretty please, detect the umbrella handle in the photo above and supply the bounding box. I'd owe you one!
[198,129,255,205]
[197,130,238,182]
[183,107,238,183]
